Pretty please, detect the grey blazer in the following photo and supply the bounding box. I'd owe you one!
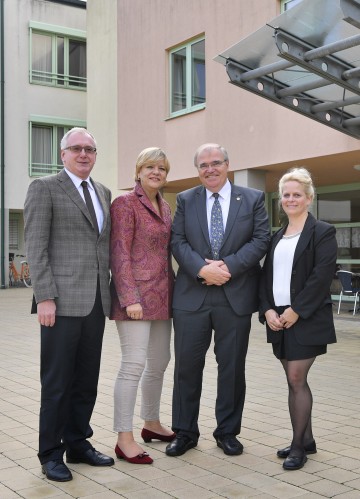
[171,183,270,315]
[24,169,111,317]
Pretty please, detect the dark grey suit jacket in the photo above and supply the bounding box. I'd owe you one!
[171,183,270,315]
[259,212,337,346]
[24,169,111,317]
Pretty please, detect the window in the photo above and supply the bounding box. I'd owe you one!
[29,118,86,176]
[169,37,205,117]
[318,189,360,267]
[9,216,19,250]
[30,22,86,89]
[281,0,303,11]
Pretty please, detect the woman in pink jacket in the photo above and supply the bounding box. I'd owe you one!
[110,147,175,464]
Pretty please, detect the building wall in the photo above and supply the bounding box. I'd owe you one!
[5,0,86,209]
[86,0,360,278]
[87,0,359,195]
[86,0,118,191]
[1,0,86,286]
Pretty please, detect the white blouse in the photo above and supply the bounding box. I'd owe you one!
[273,233,301,306]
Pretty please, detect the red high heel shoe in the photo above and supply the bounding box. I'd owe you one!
[141,428,176,443]
[114,444,153,464]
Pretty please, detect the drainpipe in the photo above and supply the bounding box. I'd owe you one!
[0,0,4,289]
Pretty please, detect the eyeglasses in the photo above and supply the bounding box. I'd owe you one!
[64,145,97,154]
[197,160,227,170]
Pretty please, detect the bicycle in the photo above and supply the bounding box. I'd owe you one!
[9,254,32,288]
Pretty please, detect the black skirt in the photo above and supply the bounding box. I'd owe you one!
[271,306,327,361]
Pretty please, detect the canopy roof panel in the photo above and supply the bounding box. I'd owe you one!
[215,0,360,139]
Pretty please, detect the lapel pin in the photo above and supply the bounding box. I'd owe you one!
[236,197,241,200]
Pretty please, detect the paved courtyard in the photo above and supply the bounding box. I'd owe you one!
[0,287,359,498]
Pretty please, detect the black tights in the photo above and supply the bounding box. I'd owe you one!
[280,357,316,456]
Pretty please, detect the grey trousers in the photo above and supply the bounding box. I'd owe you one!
[114,319,172,432]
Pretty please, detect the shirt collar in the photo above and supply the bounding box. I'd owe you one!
[64,168,93,190]
[206,179,231,201]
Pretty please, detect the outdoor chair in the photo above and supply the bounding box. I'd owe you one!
[336,270,360,315]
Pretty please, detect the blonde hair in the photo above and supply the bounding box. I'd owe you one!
[278,167,315,202]
[135,147,170,180]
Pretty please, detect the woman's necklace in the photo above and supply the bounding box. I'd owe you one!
[283,230,302,239]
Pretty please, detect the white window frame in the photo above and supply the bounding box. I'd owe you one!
[169,36,206,118]
[29,21,87,89]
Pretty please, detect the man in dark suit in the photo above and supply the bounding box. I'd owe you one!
[24,128,114,482]
[166,143,270,457]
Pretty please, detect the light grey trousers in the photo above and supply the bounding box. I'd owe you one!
[113,319,172,432]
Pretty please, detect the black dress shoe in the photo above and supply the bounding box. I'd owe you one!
[66,448,114,466]
[165,435,197,457]
[277,440,316,458]
[42,460,73,482]
[216,435,243,456]
[283,452,307,470]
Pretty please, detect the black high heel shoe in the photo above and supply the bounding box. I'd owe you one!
[141,428,176,443]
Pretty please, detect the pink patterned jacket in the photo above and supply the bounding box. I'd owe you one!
[110,182,174,321]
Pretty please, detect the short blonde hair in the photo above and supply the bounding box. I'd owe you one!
[278,167,315,202]
[135,147,170,180]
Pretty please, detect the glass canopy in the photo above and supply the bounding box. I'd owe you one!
[214,0,360,139]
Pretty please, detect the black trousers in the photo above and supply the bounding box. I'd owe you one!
[172,286,251,442]
[38,283,105,464]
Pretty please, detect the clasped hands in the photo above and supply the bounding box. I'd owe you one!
[265,307,299,331]
[198,258,231,286]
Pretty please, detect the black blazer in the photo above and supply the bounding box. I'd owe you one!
[171,183,270,315]
[259,213,337,346]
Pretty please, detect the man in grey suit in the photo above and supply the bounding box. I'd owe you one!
[24,128,114,481]
[166,143,270,457]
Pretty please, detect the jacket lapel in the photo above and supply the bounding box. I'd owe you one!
[57,170,90,223]
[292,213,316,266]
[195,186,211,245]
[135,183,167,223]
[91,178,110,236]
[221,185,243,248]
[57,170,104,234]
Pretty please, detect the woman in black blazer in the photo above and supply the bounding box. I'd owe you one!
[259,167,337,471]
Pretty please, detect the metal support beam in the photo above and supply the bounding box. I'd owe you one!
[240,60,293,82]
[226,58,360,139]
[341,0,360,29]
[276,77,331,98]
[275,29,360,96]
[311,94,360,112]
